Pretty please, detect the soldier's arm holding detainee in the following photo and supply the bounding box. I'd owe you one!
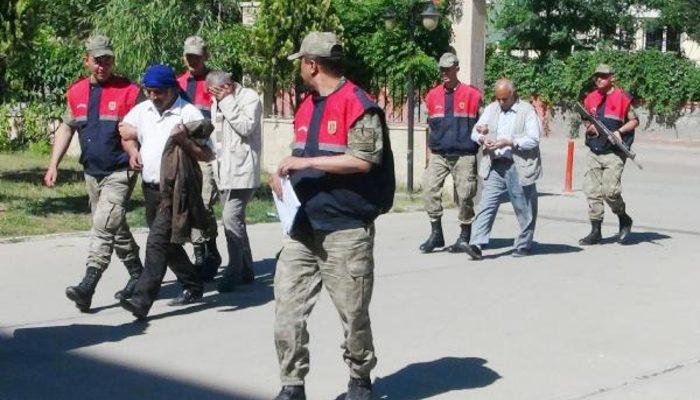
[44,106,78,187]
[272,110,383,198]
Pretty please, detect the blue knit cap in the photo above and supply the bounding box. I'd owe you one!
[142,64,178,88]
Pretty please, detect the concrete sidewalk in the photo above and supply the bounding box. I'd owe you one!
[2,136,700,399]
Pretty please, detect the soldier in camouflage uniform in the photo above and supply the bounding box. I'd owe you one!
[579,64,639,246]
[44,35,143,312]
[269,32,394,400]
[420,53,482,254]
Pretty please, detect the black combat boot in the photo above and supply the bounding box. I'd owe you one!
[617,212,633,244]
[66,266,102,312]
[579,220,602,245]
[419,219,444,253]
[273,385,306,400]
[346,378,373,400]
[114,259,143,300]
[447,224,472,253]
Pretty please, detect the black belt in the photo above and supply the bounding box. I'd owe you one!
[142,182,160,190]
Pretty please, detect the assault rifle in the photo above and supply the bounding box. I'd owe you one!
[574,102,642,170]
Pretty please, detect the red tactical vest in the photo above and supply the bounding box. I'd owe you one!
[177,71,212,116]
[293,81,369,154]
[425,82,481,119]
[66,76,139,177]
[67,76,139,123]
[290,80,395,232]
[583,87,635,154]
[424,82,481,155]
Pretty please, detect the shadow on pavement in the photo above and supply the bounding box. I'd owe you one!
[601,231,671,246]
[136,257,276,322]
[333,357,500,400]
[481,240,583,259]
[0,331,265,400]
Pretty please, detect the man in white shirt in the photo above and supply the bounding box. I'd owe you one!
[118,64,215,320]
[466,79,542,260]
[205,70,262,292]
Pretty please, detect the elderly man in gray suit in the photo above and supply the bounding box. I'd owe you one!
[465,78,542,259]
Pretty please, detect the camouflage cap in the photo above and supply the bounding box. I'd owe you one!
[438,52,459,68]
[184,35,207,56]
[85,35,114,58]
[287,32,342,60]
[594,64,615,75]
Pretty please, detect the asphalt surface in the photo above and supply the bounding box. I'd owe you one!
[1,135,699,400]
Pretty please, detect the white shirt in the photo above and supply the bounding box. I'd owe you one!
[471,100,541,159]
[122,96,205,183]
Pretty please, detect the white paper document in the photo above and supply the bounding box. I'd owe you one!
[272,177,301,235]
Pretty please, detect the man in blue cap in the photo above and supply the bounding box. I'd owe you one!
[118,64,215,320]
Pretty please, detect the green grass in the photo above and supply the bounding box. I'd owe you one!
[0,152,429,238]
[0,152,277,238]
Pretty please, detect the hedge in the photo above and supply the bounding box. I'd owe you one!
[484,49,700,121]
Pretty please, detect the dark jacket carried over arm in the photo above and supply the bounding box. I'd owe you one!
[159,120,214,244]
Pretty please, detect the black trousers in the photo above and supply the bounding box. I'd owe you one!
[130,183,203,312]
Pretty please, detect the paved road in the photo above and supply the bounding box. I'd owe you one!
[1,136,699,400]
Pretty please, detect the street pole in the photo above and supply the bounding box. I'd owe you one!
[406,76,415,193]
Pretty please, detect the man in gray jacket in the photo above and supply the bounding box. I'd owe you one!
[205,70,262,292]
[465,79,542,259]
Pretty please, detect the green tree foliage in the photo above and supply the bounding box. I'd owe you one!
[334,0,453,102]
[636,0,700,42]
[492,0,637,56]
[247,0,342,94]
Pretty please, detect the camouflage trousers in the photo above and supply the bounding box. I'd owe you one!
[422,153,478,224]
[190,160,219,244]
[84,170,140,271]
[583,151,627,221]
[274,225,377,385]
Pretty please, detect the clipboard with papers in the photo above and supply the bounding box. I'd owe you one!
[272,177,301,235]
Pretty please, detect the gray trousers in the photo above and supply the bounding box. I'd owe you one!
[470,159,538,250]
[221,188,255,270]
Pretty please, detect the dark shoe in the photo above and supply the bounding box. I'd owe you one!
[167,289,203,306]
[617,213,633,244]
[66,266,102,313]
[464,244,482,260]
[579,220,602,245]
[119,297,148,321]
[447,224,472,253]
[114,259,143,300]
[512,248,532,257]
[273,385,306,400]
[419,219,444,253]
[346,378,372,400]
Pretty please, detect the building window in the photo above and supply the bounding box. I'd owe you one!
[645,26,663,50]
[666,27,681,52]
